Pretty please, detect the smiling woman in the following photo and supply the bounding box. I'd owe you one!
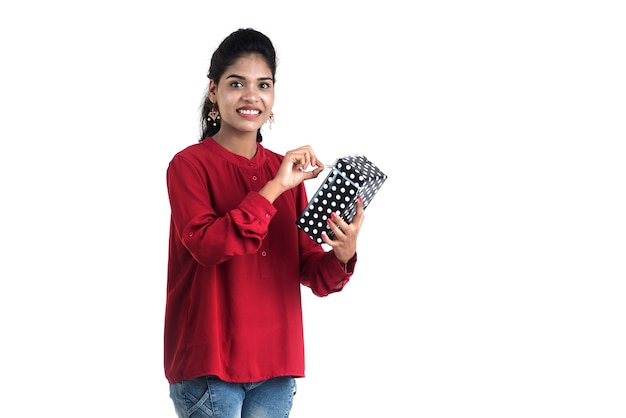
[207,54,276,157]
[163,28,366,418]
[200,28,278,148]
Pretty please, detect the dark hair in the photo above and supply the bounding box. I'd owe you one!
[200,28,277,142]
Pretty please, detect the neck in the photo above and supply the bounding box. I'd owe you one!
[212,130,258,159]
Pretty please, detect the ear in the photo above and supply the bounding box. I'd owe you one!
[208,80,218,102]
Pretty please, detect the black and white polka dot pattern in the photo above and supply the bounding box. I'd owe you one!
[297,155,387,244]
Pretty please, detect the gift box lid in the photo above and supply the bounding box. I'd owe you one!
[296,154,387,244]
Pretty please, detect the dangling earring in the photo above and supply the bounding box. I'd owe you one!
[268,112,275,129]
[208,105,220,127]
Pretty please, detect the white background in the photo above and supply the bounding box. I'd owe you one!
[1,1,625,417]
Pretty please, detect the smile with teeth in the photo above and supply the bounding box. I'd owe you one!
[238,109,260,115]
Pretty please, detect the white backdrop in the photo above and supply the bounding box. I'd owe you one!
[1,1,625,417]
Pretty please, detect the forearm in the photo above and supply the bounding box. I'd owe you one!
[258,178,287,204]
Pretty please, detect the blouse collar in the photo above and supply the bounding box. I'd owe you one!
[203,137,266,169]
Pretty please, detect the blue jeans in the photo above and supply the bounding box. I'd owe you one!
[169,376,297,418]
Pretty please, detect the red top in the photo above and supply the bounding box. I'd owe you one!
[164,138,357,384]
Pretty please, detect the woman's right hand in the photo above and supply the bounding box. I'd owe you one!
[277,145,325,189]
[259,145,325,203]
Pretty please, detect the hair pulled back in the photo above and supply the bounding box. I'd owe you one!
[200,28,277,142]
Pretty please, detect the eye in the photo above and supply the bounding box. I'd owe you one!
[259,81,273,89]
[230,81,243,88]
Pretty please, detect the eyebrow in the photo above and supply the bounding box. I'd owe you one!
[226,74,274,82]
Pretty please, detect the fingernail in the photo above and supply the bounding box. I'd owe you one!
[331,212,337,219]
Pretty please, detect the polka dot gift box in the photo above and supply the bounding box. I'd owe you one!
[297,154,388,244]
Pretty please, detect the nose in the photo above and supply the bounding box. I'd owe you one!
[242,85,258,102]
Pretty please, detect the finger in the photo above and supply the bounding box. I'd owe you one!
[289,153,304,169]
[326,214,342,236]
[327,212,350,238]
[308,166,324,178]
[322,232,337,247]
[344,197,360,221]
[302,152,309,166]
[302,146,320,168]
[308,152,321,168]
[296,155,310,171]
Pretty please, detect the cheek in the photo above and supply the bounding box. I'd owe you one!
[262,91,275,106]
[216,90,238,107]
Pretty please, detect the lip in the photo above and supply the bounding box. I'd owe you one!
[237,107,262,119]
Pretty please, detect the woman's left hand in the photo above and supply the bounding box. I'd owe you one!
[322,196,365,264]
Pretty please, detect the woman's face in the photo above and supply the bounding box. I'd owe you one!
[209,53,275,137]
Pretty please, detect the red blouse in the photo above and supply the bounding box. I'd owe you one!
[164,138,357,384]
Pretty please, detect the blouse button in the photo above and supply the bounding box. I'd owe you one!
[188,232,193,237]
[261,251,267,257]
[252,175,258,181]
[265,213,271,218]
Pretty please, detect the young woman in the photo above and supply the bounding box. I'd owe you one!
[164,28,365,417]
